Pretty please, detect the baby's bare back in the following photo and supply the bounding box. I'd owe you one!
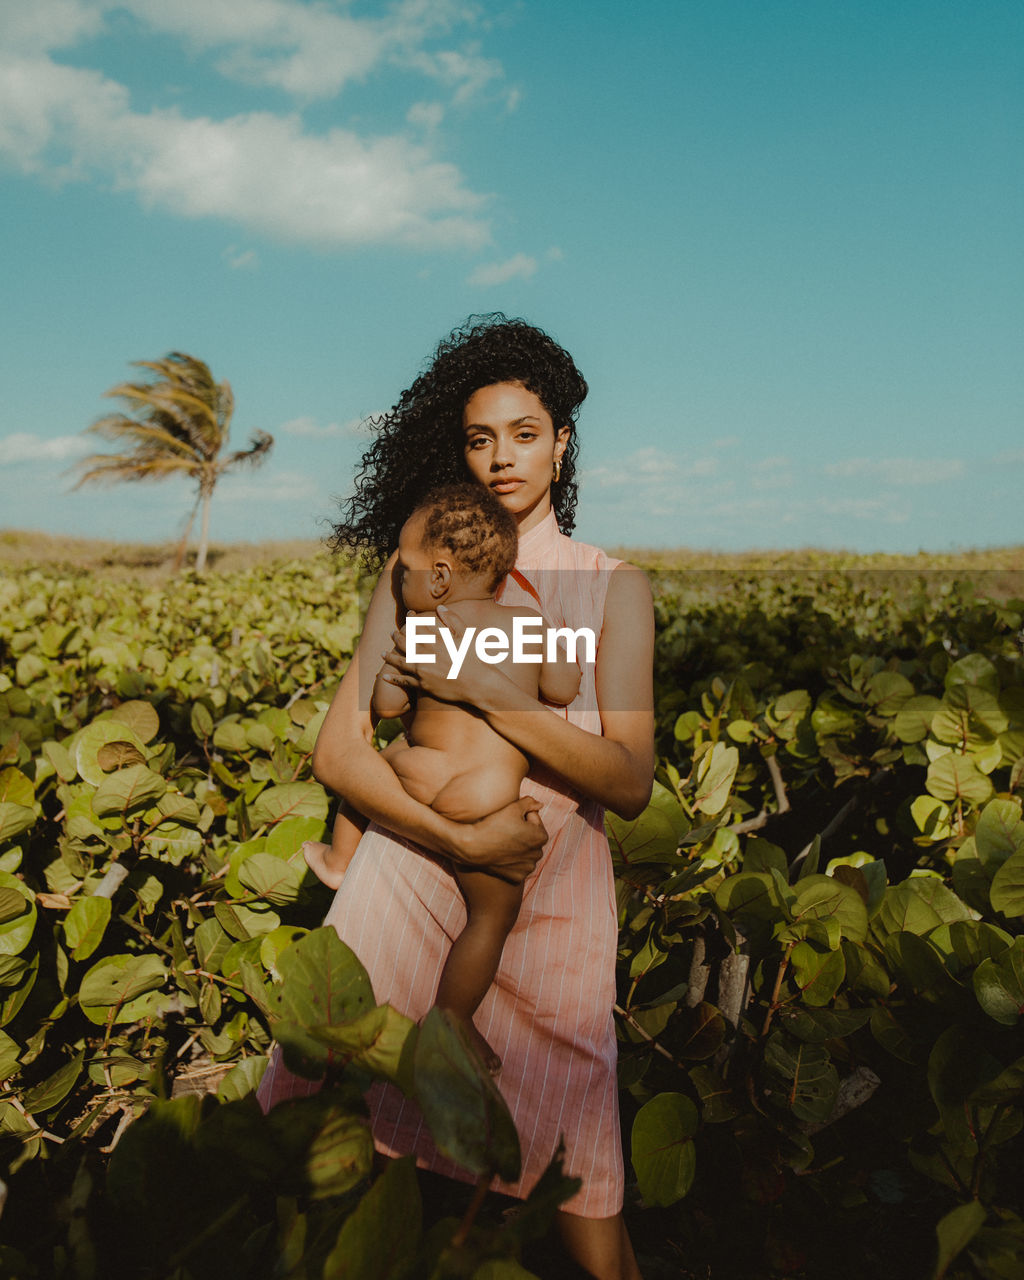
[386,599,540,823]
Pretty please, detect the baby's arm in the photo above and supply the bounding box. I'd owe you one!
[372,626,413,720]
[538,628,582,707]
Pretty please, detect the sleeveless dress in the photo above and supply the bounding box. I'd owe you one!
[257,509,625,1217]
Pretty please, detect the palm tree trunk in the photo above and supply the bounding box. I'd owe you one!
[172,493,202,573]
[195,483,213,574]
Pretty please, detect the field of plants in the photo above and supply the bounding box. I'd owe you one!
[1,535,1023,1279]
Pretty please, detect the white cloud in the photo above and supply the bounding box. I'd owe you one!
[0,0,102,54]
[223,245,259,270]
[217,467,321,504]
[407,101,445,130]
[586,447,725,491]
[280,415,365,438]
[468,253,537,286]
[0,0,499,251]
[823,457,964,486]
[0,432,91,463]
[107,0,500,104]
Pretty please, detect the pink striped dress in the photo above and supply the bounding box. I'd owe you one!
[258,508,624,1217]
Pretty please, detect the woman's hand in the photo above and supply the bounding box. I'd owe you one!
[453,797,548,883]
[382,604,510,710]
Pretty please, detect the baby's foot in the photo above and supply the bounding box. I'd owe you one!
[452,1012,502,1076]
[302,840,346,890]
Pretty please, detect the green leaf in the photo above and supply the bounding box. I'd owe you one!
[904,874,975,924]
[926,754,994,807]
[265,815,325,859]
[92,764,166,816]
[79,953,168,1018]
[975,799,1024,868]
[763,1033,839,1124]
[0,889,27,927]
[108,699,160,743]
[932,1200,987,1280]
[990,850,1024,918]
[63,896,111,961]
[973,938,1024,1025]
[267,1096,374,1200]
[190,702,214,739]
[0,872,36,958]
[911,795,952,840]
[630,1092,698,1207]
[248,781,329,829]
[258,925,308,978]
[214,901,280,940]
[875,884,944,938]
[238,853,304,905]
[155,792,202,827]
[311,1005,417,1090]
[946,654,999,694]
[783,1006,871,1042]
[742,840,788,877]
[323,1156,421,1280]
[606,781,687,865]
[694,743,738,815]
[791,942,846,1006]
[688,1065,739,1123]
[413,1007,520,1182]
[268,927,377,1077]
[715,872,785,922]
[866,671,914,715]
[215,1056,269,1102]
[73,720,149,786]
[793,875,868,942]
[894,695,941,743]
[0,802,36,845]
[0,768,33,808]
[20,1051,84,1115]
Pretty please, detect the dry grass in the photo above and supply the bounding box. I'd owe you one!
[0,529,329,579]
[2,528,1023,580]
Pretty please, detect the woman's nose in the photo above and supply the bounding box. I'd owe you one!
[492,437,514,467]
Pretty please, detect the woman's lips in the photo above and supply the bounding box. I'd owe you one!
[491,478,524,492]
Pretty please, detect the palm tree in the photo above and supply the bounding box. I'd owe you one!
[74,352,273,573]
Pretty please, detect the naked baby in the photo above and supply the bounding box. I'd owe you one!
[304,483,580,1070]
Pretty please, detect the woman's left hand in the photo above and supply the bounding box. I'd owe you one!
[382,605,508,707]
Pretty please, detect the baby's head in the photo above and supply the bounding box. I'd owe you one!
[398,483,517,611]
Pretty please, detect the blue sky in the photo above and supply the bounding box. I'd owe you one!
[1,0,1021,553]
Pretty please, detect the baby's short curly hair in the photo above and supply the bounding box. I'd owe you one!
[411,483,517,594]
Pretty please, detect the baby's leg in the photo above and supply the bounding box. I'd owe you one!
[303,802,367,890]
[436,867,523,1073]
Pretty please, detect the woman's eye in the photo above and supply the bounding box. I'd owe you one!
[467,437,488,450]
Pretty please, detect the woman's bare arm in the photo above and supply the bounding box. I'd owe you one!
[311,554,547,882]
[387,564,656,819]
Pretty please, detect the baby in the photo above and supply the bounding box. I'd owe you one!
[304,483,581,1071]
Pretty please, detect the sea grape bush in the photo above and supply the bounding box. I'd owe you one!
[1,558,1023,1277]
[612,570,1024,1277]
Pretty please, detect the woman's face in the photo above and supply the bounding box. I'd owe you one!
[462,382,569,533]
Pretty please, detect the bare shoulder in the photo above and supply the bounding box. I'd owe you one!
[606,561,654,609]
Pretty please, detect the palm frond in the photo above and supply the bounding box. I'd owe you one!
[222,430,274,470]
[72,453,199,487]
[85,415,200,459]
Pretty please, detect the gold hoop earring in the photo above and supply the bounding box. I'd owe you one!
[553,457,562,483]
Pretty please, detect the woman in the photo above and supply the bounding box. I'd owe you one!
[258,316,654,1280]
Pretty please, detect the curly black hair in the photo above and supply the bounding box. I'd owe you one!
[330,314,587,567]
[412,483,517,594]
